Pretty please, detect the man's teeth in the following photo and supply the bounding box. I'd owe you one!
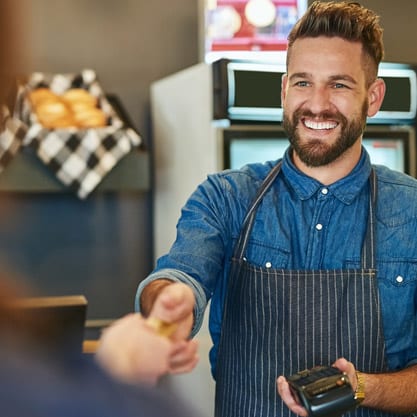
[304,120,337,130]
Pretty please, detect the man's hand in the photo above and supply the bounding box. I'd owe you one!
[276,358,357,417]
[148,282,199,374]
[149,282,195,340]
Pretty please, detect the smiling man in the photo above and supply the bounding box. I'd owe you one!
[136,2,417,417]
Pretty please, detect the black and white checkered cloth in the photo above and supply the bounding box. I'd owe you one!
[18,69,142,199]
[0,105,27,173]
[25,124,141,198]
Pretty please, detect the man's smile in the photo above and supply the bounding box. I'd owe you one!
[302,119,339,130]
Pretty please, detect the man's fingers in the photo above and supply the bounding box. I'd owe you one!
[151,283,195,323]
[276,376,308,417]
[169,340,200,374]
[146,316,178,337]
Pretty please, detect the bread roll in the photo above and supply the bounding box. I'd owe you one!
[62,88,98,107]
[36,100,76,128]
[28,88,59,107]
[38,116,76,129]
[74,107,107,128]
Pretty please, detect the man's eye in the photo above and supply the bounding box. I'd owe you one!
[295,81,309,87]
[333,83,348,89]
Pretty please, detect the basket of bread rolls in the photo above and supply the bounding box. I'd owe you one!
[12,69,142,199]
[28,87,107,129]
[17,68,127,133]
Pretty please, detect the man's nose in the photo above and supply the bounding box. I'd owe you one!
[306,86,332,113]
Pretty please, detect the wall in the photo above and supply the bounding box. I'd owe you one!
[24,0,199,139]
[0,0,199,323]
[322,0,417,64]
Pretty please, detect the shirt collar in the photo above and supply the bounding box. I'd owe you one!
[281,146,372,204]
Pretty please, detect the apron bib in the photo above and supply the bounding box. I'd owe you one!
[215,162,401,417]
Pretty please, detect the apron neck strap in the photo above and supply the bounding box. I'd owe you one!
[361,167,377,269]
[234,161,283,260]
[234,162,377,270]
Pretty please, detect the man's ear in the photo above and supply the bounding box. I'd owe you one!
[281,73,288,104]
[367,78,386,117]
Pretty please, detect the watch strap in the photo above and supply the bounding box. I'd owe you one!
[354,371,366,405]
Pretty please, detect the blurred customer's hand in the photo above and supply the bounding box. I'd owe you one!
[95,312,198,386]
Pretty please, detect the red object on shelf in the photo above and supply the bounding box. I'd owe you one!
[206,0,300,52]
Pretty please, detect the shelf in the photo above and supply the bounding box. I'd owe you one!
[0,92,150,194]
[0,147,150,193]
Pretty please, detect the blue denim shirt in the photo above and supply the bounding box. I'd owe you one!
[136,148,417,374]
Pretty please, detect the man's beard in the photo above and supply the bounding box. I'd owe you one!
[283,101,368,167]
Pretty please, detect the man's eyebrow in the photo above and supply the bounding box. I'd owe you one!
[328,74,358,84]
[288,72,358,84]
[288,72,310,81]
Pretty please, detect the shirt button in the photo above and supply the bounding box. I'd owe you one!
[265,262,272,268]
[316,223,323,231]
[321,188,329,195]
[396,275,404,283]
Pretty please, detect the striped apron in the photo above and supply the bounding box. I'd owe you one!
[214,162,401,417]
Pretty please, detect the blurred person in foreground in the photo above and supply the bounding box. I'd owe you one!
[0,1,198,416]
[0,277,199,417]
[136,2,417,417]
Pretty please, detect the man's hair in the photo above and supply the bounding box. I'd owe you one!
[287,1,384,84]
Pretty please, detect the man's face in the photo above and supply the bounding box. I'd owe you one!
[282,37,372,168]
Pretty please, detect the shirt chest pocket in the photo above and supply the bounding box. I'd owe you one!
[376,261,417,347]
[244,240,290,269]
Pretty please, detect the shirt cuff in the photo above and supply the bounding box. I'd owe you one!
[406,358,417,367]
[134,269,208,337]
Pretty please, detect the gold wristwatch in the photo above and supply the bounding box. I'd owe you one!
[354,371,365,405]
